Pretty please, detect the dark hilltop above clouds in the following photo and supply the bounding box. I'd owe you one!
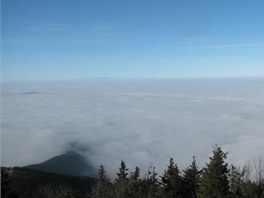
[25,151,96,177]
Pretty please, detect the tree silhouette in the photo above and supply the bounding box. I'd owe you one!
[198,145,230,198]
[127,166,141,198]
[183,156,201,198]
[114,160,129,198]
[160,158,183,198]
[142,165,160,198]
[91,165,111,198]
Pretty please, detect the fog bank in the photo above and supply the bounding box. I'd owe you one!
[1,78,264,177]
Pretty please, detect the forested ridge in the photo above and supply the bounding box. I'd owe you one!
[2,145,264,198]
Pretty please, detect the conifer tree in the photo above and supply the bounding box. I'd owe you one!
[229,165,244,198]
[183,156,201,198]
[160,158,183,198]
[90,165,111,198]
[142,165,160,198]
[114,160,129,198]
[128,166,141,198]
[198,145,230,198]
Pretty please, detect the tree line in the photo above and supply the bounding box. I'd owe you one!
[2,145,264,198]
[90,145,264,198]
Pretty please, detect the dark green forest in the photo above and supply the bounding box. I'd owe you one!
[2,146,264,198]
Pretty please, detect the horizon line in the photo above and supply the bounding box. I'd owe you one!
[1,75,264,83]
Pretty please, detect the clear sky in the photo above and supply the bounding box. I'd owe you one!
[2,0,264,81]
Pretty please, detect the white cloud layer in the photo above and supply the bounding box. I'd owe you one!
[1,78,264,177]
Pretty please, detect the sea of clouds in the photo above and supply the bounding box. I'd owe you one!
[1,78,264,177]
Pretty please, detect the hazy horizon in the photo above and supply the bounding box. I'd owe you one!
[2,78,264,177]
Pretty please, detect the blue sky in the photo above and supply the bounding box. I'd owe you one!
[2,0,264,81]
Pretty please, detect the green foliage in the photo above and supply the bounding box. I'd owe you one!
[113,160,129,198]
[141,165,160,198]
[127,167,142,198]
[2,146,264,198]
[229,165,244,197]
[1,167,96,198]
[90,165,112,198]
[182,156,201,198]
[35,185,77,198]
[1,168,19,198]
[160,158,183,198]
[198,145,230,198]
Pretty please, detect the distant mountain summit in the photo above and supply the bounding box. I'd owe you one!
[26,151,96,177]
